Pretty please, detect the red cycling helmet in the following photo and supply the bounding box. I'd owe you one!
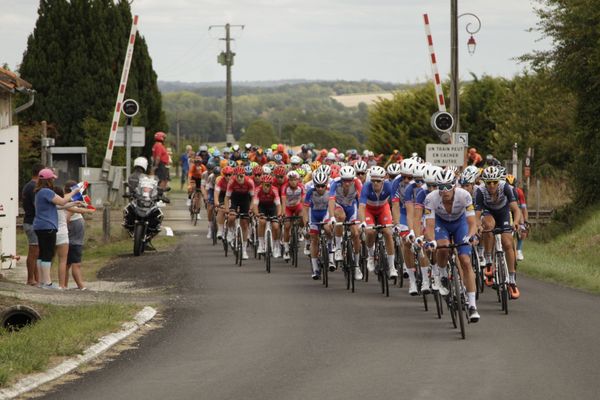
[261,174,275,184]
[234,166,245,176]
[222,166,234,175]
[154,131,166,142]
[274,166,287,176]
[252,165,263,175]
[276,144,284,153]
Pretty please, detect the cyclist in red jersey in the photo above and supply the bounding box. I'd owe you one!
[281,170,306,261]
[225,166,255,259]
[214,166,233,239]
[251,165,263,186]
[273,165,288,196]
[252,175,282,258]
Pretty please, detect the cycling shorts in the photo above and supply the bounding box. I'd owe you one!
[309,209,329,234]
[365,203,392,226]
[335,203,358,222]
[483,205,512,233]
[434,214,471,256]
[284,203,303,217]
[207,189,214,205]
[218,192,226,207]
[258,203,277,218]
[190,176,202,189]
[229,192,252,214]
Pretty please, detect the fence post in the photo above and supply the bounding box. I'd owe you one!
[103,204,111,243]
[536,179,541,227]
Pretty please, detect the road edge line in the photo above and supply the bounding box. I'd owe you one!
[0,306,157,400]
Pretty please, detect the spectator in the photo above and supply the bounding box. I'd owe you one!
[33,169,80,289]
[180,145,193,190]
[468,148,484,167]
[64,180,95,290]
[151,131,170,190]
[21,163,44,286]
[485,153,501,167]
[53,186,70,289]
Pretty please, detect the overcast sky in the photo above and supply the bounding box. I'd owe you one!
[2,0,550,84]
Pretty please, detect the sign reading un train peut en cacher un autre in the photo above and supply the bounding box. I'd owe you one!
[425,144,466,168]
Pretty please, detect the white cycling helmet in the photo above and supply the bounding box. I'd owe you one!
[435,169,456,185]
[446,166,459,174]
[326,152,336,161]
[232,144,240,152]
[354,160,368,173]
[340,165,356,180]
[369,166,386,179]
[133,157,148,172]
[410,155,425,164]
[287,170,300,180]
[460,165,480,184]
[400,158,417,175]
[387,162,402,176]
[412,163,427,179]
[424,165,443,184]
[262,165,273,175]
[318,164,331,176]
[313,170,329,185]
[481,166,502,181]
[290,155,302,165]
[302,164,312,174]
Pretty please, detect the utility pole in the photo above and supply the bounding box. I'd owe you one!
[450,0,459,136]
[209,23,245,143]
[176,115,181,178]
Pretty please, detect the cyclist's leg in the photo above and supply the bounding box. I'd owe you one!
[333,206,346,259]
[482,213,495,265]
[433,218,451,294]
[309,210,325,278]
[283,208,292,258]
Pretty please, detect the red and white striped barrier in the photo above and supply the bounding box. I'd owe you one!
[102,15,139,174]
[423,14,447,113]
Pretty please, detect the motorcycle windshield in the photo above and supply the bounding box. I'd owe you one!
[137,175,158,199]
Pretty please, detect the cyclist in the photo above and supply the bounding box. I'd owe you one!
[391,158,417,277]
[476,166,522,299]
[213,166,234,240]
[423,169,480,322]
[251,165,263,186]
[328,165,363,280]
[359,166,398,278]
[281,170,305,261]
[187,155,206,212]
[459,166,480,198]
[354,160,368,184]
[303,169,334,279]
[273,165,288,195]
[202,164,218,239]
[225,166,255,260]
[386,162,402,182]
[253,175,282,258]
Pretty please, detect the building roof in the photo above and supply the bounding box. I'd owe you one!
[0,66,32,94]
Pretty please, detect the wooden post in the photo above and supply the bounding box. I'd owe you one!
[103,203,111,243]
[536,178,541,227]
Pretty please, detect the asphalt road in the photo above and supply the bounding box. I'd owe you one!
[41,202,600,400]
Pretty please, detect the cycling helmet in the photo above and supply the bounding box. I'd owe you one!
[271,144,278,151]
[228,160,237,167]
[274,154,283,163]
[387,163,402,176]
[424,165,443,184]
[340,165,356,180]
[287,170,300,180]
[252,166,263,175]
[244,165,252,175]
[337,153,346,161]
[481,166,502,181]
[318,164,331,176]
[302,164,312,174]
[506,174,516,185]
[446,166,459,174]
[296,168,306,178]
[290,155,302,165]
[213,166,221,175]
[277,144,285,153]
[154,131,166,142]
[261,174,275,184]
[212,149,221,157]
[330,164,341,178]
[274,165,287,176]
[241,152,248,160]
[233,166,245,176]
[354,160,368,173]
[400,158,417,175]
[245,143,252,150]
[311,161,322,171]
[330,147,338,154]
[133,157,148,172]
[206,160,216,170]
[223,147,231,153]
[199,145,208,152]
[313,171,329,185]
[326,152,336,161]
[262,165,272,175]
[223,166,234,175]
[410,155,425,164]
[232,144,240,152]
[460,165,480,185]
[412,164,427,179]
[498,166,508,180]
[369,166,386,179]
[435,169,456,185]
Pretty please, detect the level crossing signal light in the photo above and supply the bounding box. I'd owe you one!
[122,99,139,118]
[431,111,454,144]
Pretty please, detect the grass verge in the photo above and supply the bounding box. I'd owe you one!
[519,205,600,294]
[0,296,137,387]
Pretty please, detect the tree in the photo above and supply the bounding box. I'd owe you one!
[18,0,167,165]
[522,0,600,205]
[240,119,277,147]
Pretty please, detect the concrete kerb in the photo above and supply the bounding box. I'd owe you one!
[0,306,157,400]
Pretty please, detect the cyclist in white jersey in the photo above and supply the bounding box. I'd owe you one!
[423,169,480,322]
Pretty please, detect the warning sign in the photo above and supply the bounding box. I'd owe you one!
[426,144,466,167]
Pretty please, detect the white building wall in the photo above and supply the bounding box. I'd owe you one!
[0,95,12,129]
[0,125,19,264]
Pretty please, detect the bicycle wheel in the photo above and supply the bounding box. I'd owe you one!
[452,265,467,339]
[211,215,218,246]
[237,227,243,267]
[378,241,389,297]
[394,238,404,288]
[346,238,355,292]
[291,223,298,268]
[223,226,229,257]
[497,252,509,314]
[361,241,369,283]
[320,237,329,288]
[433,291,442,319]
[265,231,272,273]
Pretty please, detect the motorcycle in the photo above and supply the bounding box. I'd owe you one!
[123,175,170,256]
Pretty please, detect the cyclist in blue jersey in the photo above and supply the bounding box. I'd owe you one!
[328,166,363,280]
[358,166,398,278]
[423,169,480,322]
[390,158,417,278]
[304,170,334,279]
[476,166,522,299]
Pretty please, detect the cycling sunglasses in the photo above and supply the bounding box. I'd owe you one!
[342,179,354,183]
[485,180,499,185]
[371,179,383,183]
[315,184,327,189]
[356,172,366,176]
[224,174,232,177]
[254,173,262,177]
[438,183,454,191]
[414,179,424,184]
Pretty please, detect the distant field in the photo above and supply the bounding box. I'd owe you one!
[330,92,394,107]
